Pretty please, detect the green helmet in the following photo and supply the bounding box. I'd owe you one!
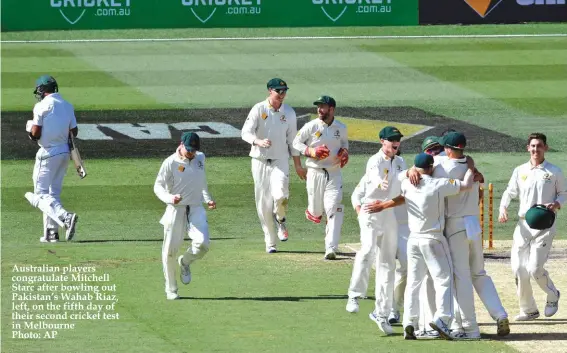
[34,75,58,101]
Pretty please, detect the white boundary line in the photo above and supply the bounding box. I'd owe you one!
[2,33,567,44]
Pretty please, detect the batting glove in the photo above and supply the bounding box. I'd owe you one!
[305,145,330,160]
[338,148,349,168]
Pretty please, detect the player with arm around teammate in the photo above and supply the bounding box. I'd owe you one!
[499,132,566,320]
[24,75,79,243]
[373,152,477,340]
[241,78,307,253]
[154,132,217,300]
[292,96,348,260]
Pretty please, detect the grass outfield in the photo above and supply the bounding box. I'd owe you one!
[2,23,566,352]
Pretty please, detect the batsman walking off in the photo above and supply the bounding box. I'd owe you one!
[241,78,307,253]
[292,96,348,260]
[499,133,566,321]
[24,75,79,243]
[154,132,217,300]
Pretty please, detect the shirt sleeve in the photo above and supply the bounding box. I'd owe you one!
[286,109,300,157]
[351,174,367,209]
[153,159,174,204]
[32,103,48,126]
[439,178,462,197]
[555,167,567,207]
[500,167,519,212]
[341,125,349,150]
[69,104,78,129]
[201,155,213,203]
[292,123,311,155]
[241,105,259,145]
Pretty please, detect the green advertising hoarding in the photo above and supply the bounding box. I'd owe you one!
[1,0,418,31]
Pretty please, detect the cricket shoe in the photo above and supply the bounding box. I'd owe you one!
[496,317,510,336]
[450,330,481,340]
[324,248,337,260]
[429,318,452,340]
[416,330,440,340]
[369,311,394,335]
[515,311,540,321]
[305,209,322,224]
[345,297,359,313]
[266,246,277,254]
[166,291,180,300]
[63,212,78,241]
[40,229,59,243]
[388,311,400,325]
[276,218,288,241]
[178,256,192,285]
[404,325,416,340]
[545,290,560,317]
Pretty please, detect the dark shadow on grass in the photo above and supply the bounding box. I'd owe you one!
[482,332,567,341]
[180,294,348,302]
[479,319,567,326]
[276,250,326,254]
[75,237,239,243]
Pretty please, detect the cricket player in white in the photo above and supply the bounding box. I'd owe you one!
[154,132,216,300]
[346,126,405,336]
[434,131,510,338]
[292,96,348,260]
[241,78,306,253]
[24,75,79,243]
[499,133,566,320]
[389,150,409,325]
[375,152,476,340]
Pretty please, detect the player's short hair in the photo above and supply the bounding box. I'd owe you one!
[527,132,547,146]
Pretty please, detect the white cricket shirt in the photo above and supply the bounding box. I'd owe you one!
[32,93,77,158]
[500,160,566,217]
[154,149,213,207]
[292,117,348,170]
[241,99,299,160]
[401,175,462,238]
[361,149,406,203]
[433,157,480,218]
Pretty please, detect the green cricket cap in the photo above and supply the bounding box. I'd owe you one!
[439,131,466,150]
[421,136,440,152]
[525,204,556,230]
[267,78,288,90]
[379,126,403,141]
[181,132,200,152]
[414,152,434,169]
[313,95,336,107]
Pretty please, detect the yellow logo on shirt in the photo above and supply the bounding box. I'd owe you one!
[449,179,455,184]
[314,131,322,138]
[384,168,389,175]
[261,112,268,120]
[178,165,185,172]
[520,174,527,181]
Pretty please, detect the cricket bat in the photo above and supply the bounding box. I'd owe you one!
[68,134,87,179]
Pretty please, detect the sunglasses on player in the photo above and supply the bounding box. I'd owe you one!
[273,88,287,95]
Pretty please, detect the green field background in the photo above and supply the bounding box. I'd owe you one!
[2,24,567,352]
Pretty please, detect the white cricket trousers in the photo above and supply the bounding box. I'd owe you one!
[445,218,478,334]
[33,151,70,233]
[348,209,398,318]
[469,236,508,320]
[511,220,558,315]
[306,167,344,251]
[393,222,410,314]
[161,205,210,294]
[251,158,289,248]
[403,235,454,329]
